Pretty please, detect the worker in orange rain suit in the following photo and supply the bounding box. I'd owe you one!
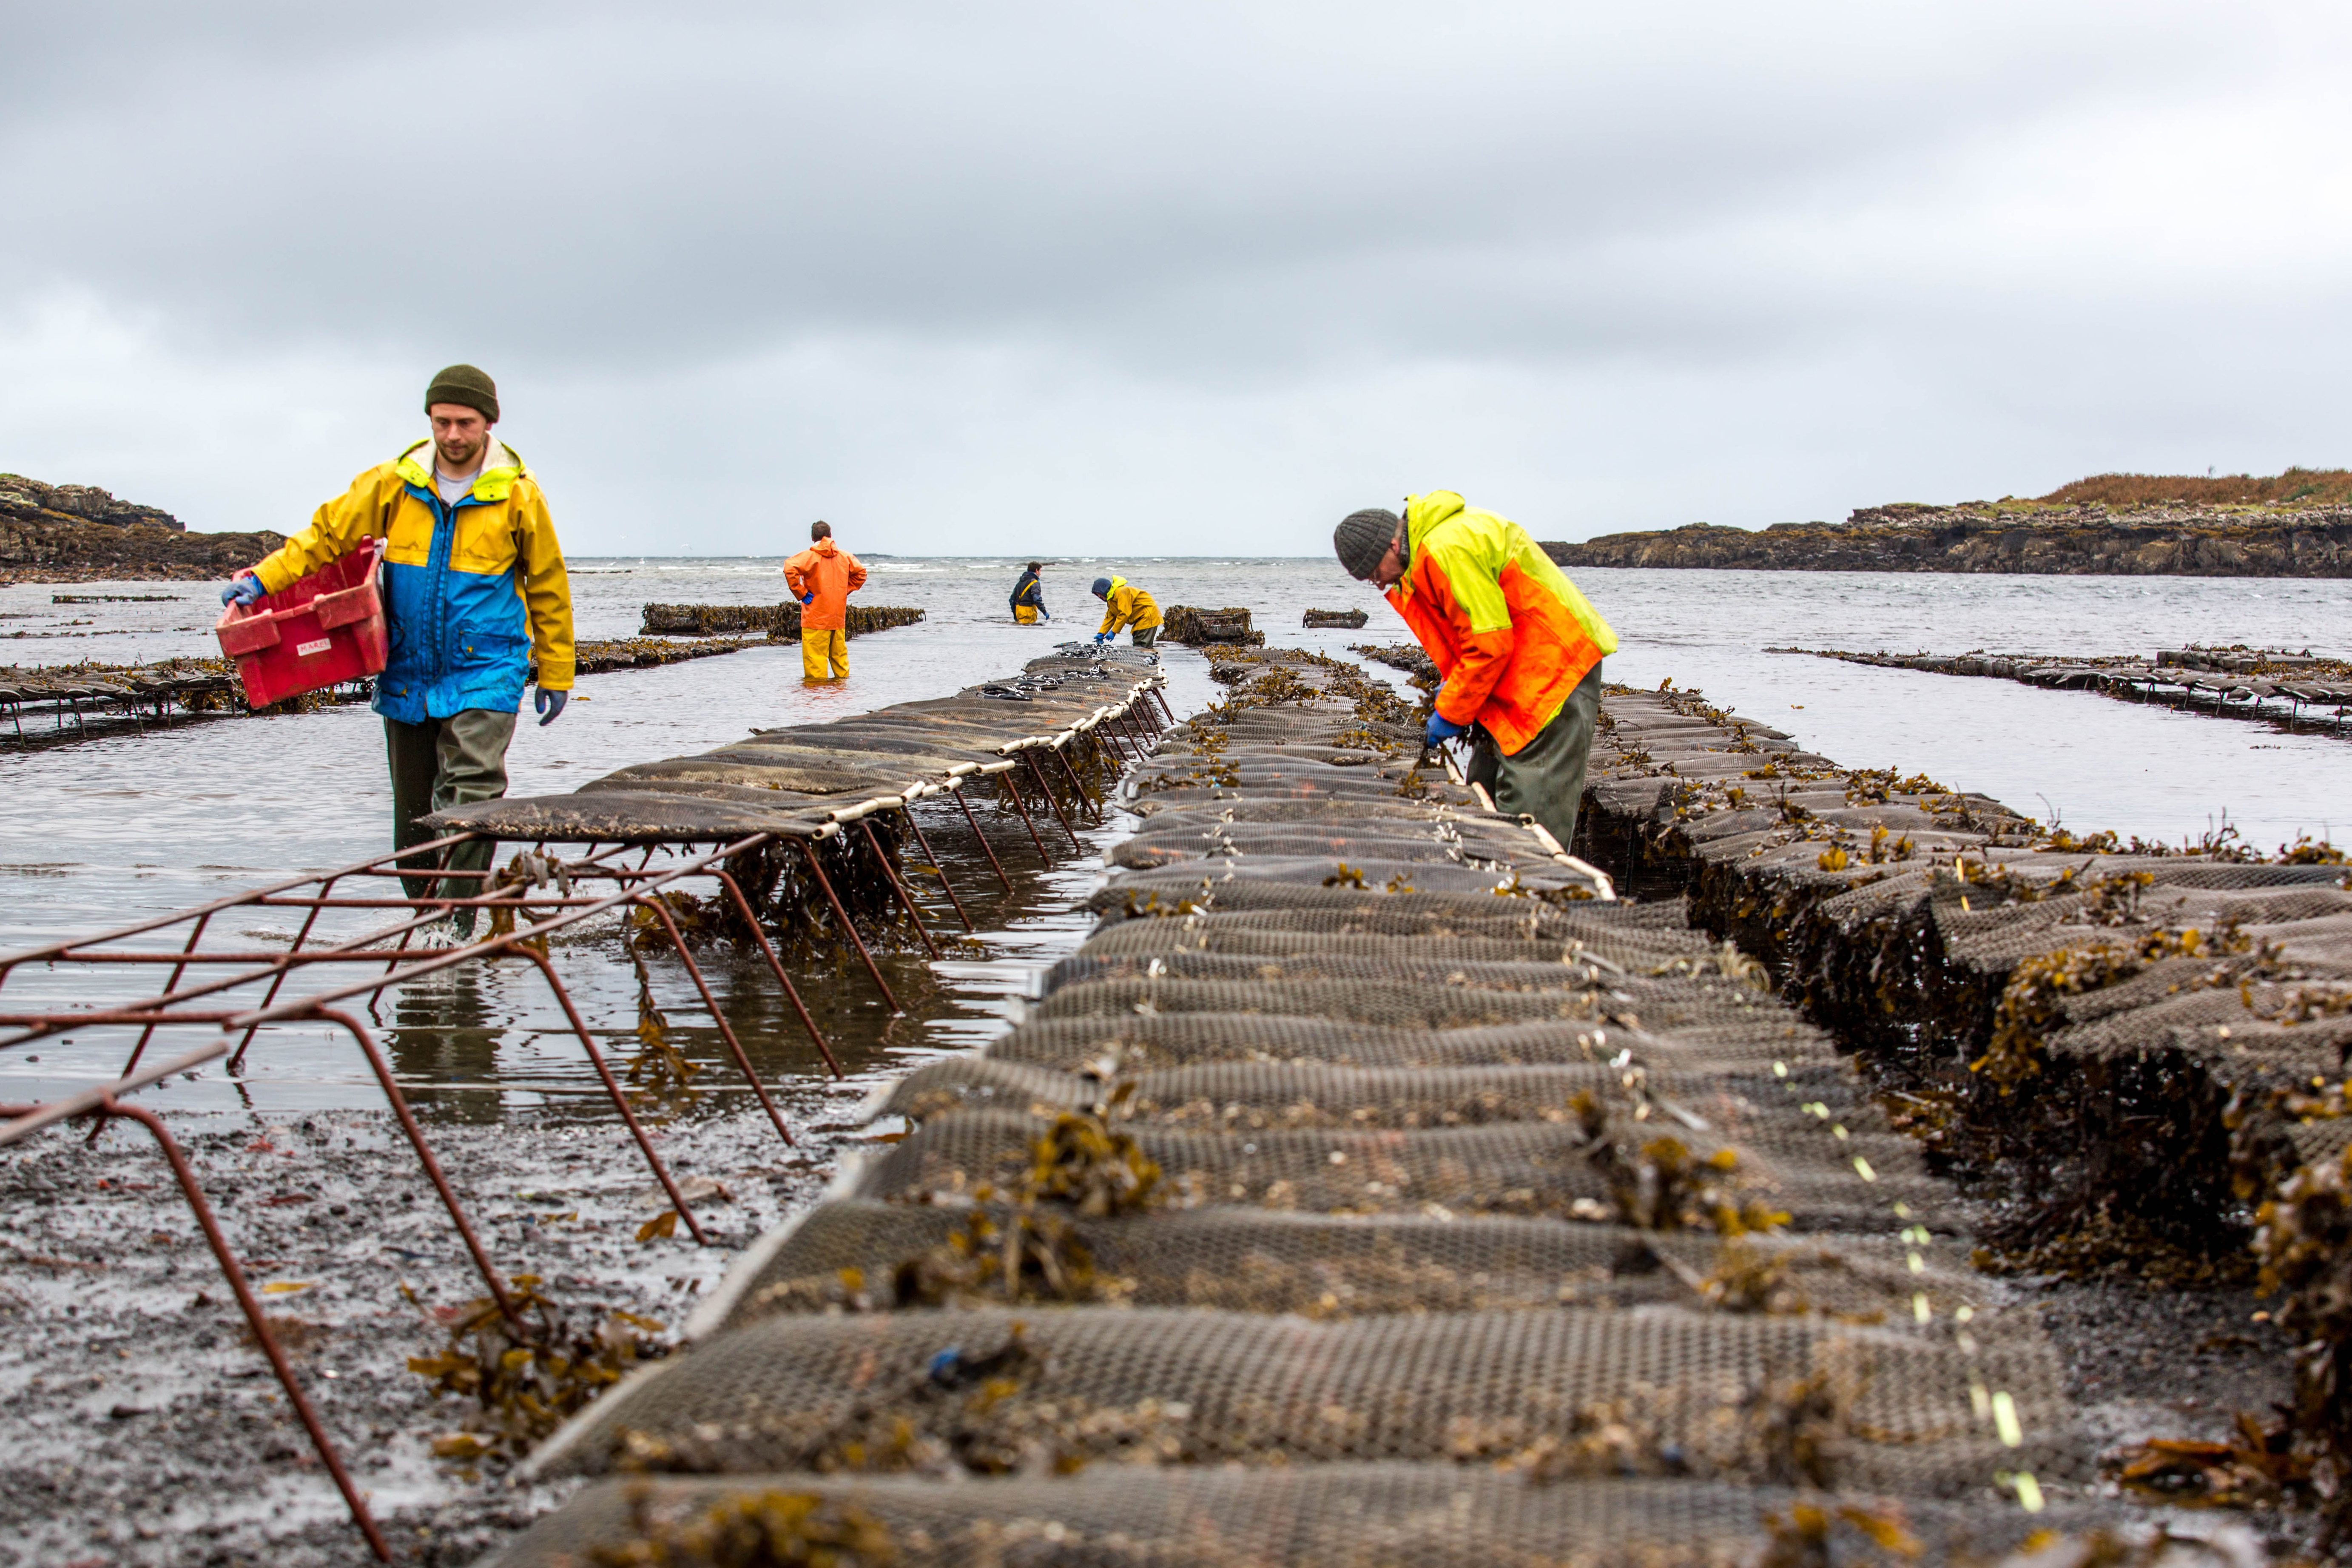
[219,363,573,942]
[1333,490,1616,851]
[783,520,868,680]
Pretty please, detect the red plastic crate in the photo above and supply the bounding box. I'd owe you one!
[214,537,390,709]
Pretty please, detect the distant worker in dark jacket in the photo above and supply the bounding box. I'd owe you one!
[1334,490,1615,851]
[1090,575,1161,648]
[1010,562,1049,624]
[783,521,867,681]
[219,364,574,942]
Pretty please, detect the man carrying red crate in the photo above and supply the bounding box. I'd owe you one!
[221,364,574,942]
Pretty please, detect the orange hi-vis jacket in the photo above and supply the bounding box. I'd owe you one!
[1384,490,1617,755]
[782,538,867,632]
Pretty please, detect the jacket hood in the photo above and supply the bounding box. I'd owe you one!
[396,436,526,502]
[1404,491,1465,548]
[1392,491,1464,598]
[805,538,842,558]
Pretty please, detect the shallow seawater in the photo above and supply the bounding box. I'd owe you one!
[0,556,2344,1116]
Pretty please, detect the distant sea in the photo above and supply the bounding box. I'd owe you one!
[3,553,2343,857]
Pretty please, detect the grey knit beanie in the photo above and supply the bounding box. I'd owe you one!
[424,364,499,423]
[1334,508,1401,580]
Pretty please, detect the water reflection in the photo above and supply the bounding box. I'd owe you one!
[387,964,507,1124]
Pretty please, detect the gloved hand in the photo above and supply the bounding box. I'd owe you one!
[799,592,815,606]
[1092,632,1109,647]
[535,687,568,726]
[1425,711,1470,746]
[219,572,265,608]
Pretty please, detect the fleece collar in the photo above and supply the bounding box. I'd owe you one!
[396,435,525,502]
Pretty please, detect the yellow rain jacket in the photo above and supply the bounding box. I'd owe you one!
[252,438,574,725]
[1385,490,1615,754]
[1096,576,1162,637]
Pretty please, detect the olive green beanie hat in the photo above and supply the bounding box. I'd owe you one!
[424,364,499,423]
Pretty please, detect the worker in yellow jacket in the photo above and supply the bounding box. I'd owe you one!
[1090,575,1162,648]
[1334,491,1615,850]
[219,364,573,942]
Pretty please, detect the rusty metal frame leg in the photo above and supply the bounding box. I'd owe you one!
[952,783,1014,894]
[226,875,343,1071]
[997,770,1053,862]
[1120,706,1154,754]
[633,896,797,1146]
[1102,711,1139,767]
[117,912,213,1080]
[1047,740,1103,825]
[78,1099,392,1562]
[1024,749,1084,848]
[793,835,901,1013]
[859,818,941,959]
[309,1008,524,1328]
[1110,709,1143,758]
[1152,686,1175,725]
[899,806,974,932]
[1090,726,1124,788]
[1075,730,1113,799]
[512,952,713,1245]
[710,868,843,1079]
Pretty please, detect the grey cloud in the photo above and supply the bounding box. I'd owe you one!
[3,3,2349,554]
[4,3,2259,372]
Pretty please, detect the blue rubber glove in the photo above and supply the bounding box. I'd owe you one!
[799,592,815,606]
[535,687,568,726]
[1425,711,1470,746]
[219,573,265,607]
[1093,633,1109,647]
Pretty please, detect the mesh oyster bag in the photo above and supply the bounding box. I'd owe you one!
[846,1107,1933,1230]
[708,1198,2011,1339]
[534,1306,2079,1498]
[494,1466,2085,1568]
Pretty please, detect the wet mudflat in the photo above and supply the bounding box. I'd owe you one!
[0,1102,837,1567]
[2026,1277,2294,1461]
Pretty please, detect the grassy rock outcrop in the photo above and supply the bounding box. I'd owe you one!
[1544,471,2352,577]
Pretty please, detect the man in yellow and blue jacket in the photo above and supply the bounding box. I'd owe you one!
[1090,575,1162,648]
[222,364,574,938]
[1334,491,1615,851]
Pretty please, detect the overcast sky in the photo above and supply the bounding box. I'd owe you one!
[4,2,2349,556]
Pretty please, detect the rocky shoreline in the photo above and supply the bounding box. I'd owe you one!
[1544,501,2352,577]
[2,472,283,585]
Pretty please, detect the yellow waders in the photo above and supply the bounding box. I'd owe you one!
[801,628,848,680]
